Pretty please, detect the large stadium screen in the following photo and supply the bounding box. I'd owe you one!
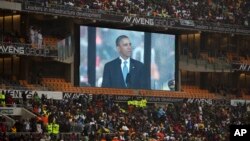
[79,26,176,91]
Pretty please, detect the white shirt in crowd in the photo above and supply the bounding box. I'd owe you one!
[38,32,43,48]
[24,120,31,132]
[34,30,38,45]
[30,28,35,44]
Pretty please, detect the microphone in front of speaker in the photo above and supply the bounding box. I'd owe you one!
[126,73,131,88]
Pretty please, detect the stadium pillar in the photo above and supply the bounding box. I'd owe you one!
[200,72,208,89]
[232,72,240,88]
[195,72,200,86]
[19,57,30,80]
[20,13,29,38]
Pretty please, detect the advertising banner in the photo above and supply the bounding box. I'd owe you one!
[0,43,57,57]
[0,89,62,100]
[232,63,250,72]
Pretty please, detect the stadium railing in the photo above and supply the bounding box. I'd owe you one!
[1,85,49,91]
[2,77,246,99]
[0,132,118,140]
[1,84,221,99]
[0,41,57,50]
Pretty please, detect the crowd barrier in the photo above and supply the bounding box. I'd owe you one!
[1,87,220,100]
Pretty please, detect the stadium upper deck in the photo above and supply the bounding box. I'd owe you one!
[21,0,250,26]
[0,0,250,35]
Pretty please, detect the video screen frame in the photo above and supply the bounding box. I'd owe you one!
[76,25,179,91]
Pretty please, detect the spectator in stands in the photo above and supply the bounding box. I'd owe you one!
[5,93,14,106]
[30,26,35,44]
[41,94,47,103]
[0,122,7,133]
[37,30,43,48]
[1,88,249,140]
[11,125,17,133]
[23,119,31,132]
[40,0,250,27]
[40,133,51,141]
[22,91,27,105]
[33,93,41,106]
[34,27,39,47]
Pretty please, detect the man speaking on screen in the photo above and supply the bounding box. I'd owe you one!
[101,35,150,89]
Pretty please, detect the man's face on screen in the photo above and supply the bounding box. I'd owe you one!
[117,38,132,60]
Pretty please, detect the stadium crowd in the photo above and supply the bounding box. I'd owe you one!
[0,92,249,141]
[26,0,250,26]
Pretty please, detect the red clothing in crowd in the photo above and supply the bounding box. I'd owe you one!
[0,123,7,132]
[156,132,165,140]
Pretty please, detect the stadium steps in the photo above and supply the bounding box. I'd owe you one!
[0,107,37,120]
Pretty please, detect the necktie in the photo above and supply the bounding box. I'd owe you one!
[122,61,128,85]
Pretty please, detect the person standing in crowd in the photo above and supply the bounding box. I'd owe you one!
[29,26,35,45]
[37,30,43,48]
[24,119,31,132]
[34,27,38,47]
[22,91,27,105]
[0,91,5,106]
[0,122,7,133]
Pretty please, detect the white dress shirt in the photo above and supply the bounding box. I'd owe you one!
[119,56,130,73]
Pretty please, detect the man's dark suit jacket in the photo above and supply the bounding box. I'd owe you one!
[102,58,150,89]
